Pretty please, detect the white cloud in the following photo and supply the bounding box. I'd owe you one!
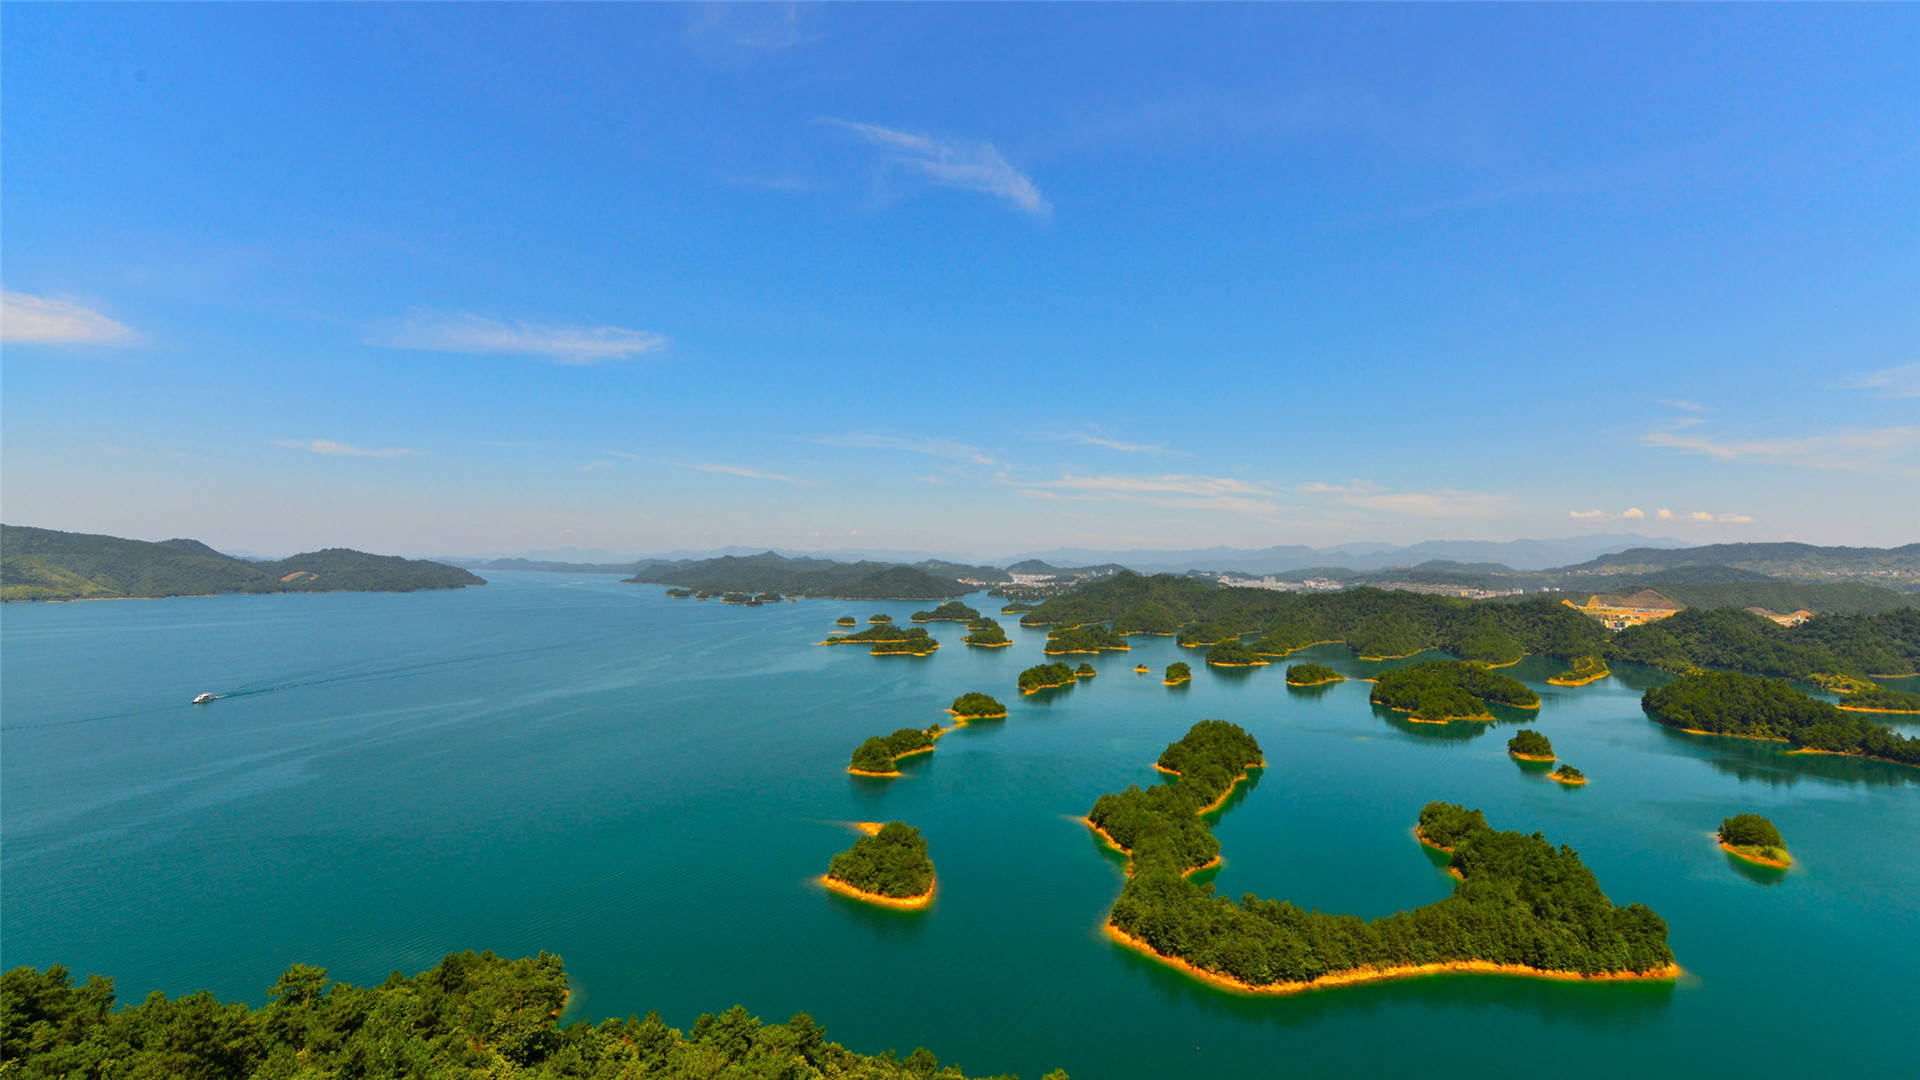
[1573,505,1745,525]
[1643,421,1920,475]
[1689,511,1714,522]
[693,463,802,485]
[814,433,996,466]
[1846,363,1920,399]
[1061,431,1169,455]
[1622,507,1646,519]
[1569,509,1610,521]
[0,290,138,345]
[381,311,666,364]
[1656,398,1709,413]
[684,3,818,55]
[823,119,1050,215]
[1302,480,1511,519]
[1657,508,1673,520]
[1042,473,1268,498]
[273,439,415,458]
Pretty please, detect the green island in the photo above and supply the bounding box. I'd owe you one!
[0,952,1060,1080]
[911,600,981,623]
[1075,662,1096,679]
[695,590,717,600]
[1000,600,1035,614]
[822,821,936,908]
[1134,664,1150,673]
[1285,662,1344,686]
[1205,641,1267,667]
[1370,660,1539,722]
[869,613,894,624]
[1549,764,1586,785]
[1548,655,1610,686]
[834,615,857,627]
[625,551,974,601]
[1836,684,1920,714]
[720,592,752,605]
[1718,813,1791,868]
[848,726,945,777]
[0,525,485,602]
[1176,621,1246,647]
[1641,672,1920,766]
[665,587,693,599]
[1018,662,1077,695]
[1043,624,1130,655]
[871,631,939,657]
[1087,724,1675,992]
[963,617,1012,647]
[1164,661,1192,686]
[1507,729,1555,761]
[949,692,1008,720]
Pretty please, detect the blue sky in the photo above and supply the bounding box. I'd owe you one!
[3,3,1916,559]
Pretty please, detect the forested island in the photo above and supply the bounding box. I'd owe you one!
[1087,725,1675,993]
[1075,662,1096,679]
[1,525,484,602]
[822,822,936,908]
[1837,685,1920,714]
[869,613,894,623]
[1549,764,1586,786]
[1370,661,1539,722]
[1000,601,1035,614]
[964,618,1012,647]
[1164,661,1192,686]
[1043,624,1130,654]
[1718,814,1791,868]
[1206,641,1266,667]
[820,624,940,656]
[835,615,857,627]
[1507,729,1555,761]
[912,600,981,623]
[1285,662,1343,686]
[949,692,1008,720]
[625,551,971,601]
[0,952,1060,1080]
[1018,662,1077,694]
[1642,672,1920,766]
[848,726,944,777]
[1548,655,1610,686]
[666,587,693,599]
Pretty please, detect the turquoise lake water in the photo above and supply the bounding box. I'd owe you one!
[4,571,1917,1077]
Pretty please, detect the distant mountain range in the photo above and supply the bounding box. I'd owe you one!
[1,525,484,602]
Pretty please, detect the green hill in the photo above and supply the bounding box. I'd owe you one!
[1,525,484,602]
[626,551,968,599]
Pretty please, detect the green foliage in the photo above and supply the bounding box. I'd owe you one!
[911,600,981,623]
[0,952,1038,1079]
[870,631,939,656]
[870,613,894,623]
[1114,599,1180,635]
[1371,661,1538,720]
[1507,729,1554,758]
[823,624,920,644]
[1000,601,1035,614]
[1177,621,1248,647]
[1284,662,1342,686]
[1551,764,1585,781]
[628,551,968,600]
[1416,802,1488,849]
[1044,624,1129,654]
[1075,662,1096,677]
[1018,663,1076,693]
[1719,814,1784,849]
[849,728,937,773]
[1087,721,1262,876]
[1840,685,1920,712]
[1549,655,1609,684]
[1205,641,1262,666]
[666,588,694,599]
[835,615,857,626]
[1165,661,1192,685]
[1642,672,1920,765]
[1,525,483,602]
[950,692,1007,719]
[826,822,935,899]
[964,619,1011,646]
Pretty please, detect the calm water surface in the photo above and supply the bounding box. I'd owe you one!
[4,573,1916,1077]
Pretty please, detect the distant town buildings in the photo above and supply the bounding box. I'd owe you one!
[1567,589,1683,630]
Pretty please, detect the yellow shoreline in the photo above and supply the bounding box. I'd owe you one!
[1719,840,1790,869]
[1286,675,1344,687]
[965,639,1014,648]
[948,708,1008,720]
[1509,751,1556,763]
[1082,819,1222,880]
[1549,772,1588,786]
[1253,639,1343,658]
[1206,659,1270,668]
[1102,924,1681,996]
[1837,705,1920,715]
[1357,650,1423,661]
[1154,763,1262,815]
[1020,679,1075,695]
[1164,676,1191,686]
[820,873,934,910]
[1548,669,1609,687]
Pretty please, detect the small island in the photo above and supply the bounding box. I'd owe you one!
[1075,662,1096,679]
[1134,664,1150,674]
[1044,624,1130,655]
[1548,655,1610,687]
[868,613,894,624]
[949,692,1008,720]
[963,617,1012,648]
[1371,660,1539,723]
[1718,813,1790,868]
[1285,662,1344,686]
[1549,763,1587,786]
[835,615,858,627]
[1507,729,1555,762]
[822,821,935,908]
[665,587,693,599]
[1018,662,1077,694]
[820,623,940,656]
[1000,601,1035,615]
[911,600,981,623]
[1205,641,1268,667]
[1642,672,1920,766]
[849,726,945,776]
[1164,661,1192,686]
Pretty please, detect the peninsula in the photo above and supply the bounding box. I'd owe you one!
[1370,660,1539,722]
[1718,813,1791,868]
[823,821,936,908]
[848,726,945,777]
[1285,662,1344,686]
[1836,685,1920,714]
[1642,672,1920,766]
[1548,655,1610,686]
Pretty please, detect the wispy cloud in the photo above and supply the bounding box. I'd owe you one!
[1643,420,1920,475]
[1656,398,1709,413]
[1845,363,1920,399]
[1,290,138,345]
[813,433,996,466]
[1038,473,1268,498]
[1010,473,1283,520]
[379,311,666,364]
[1059,430,1170,455]
[823,119,1050,216]
[684,2,819,56]
[1301,480,1511,519]
[693,463,802,485]
[273,439,415,458]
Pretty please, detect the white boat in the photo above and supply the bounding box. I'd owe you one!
[192,692,216,705]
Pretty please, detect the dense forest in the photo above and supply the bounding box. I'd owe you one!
[1718,814,1789,866]
[1043,624,1129,655]
[0,951,1058,1079]
[963,619,1012,647]
[871,632,940,656]
[912,600,981,623]
[1090,724,1674,989]
[1164,662,1192,686]
[1075,662,1096,678]
[1838,685,1920,713]
[1641,672,1920,766]
[1611,607,1920,680]
[1,525,484,602]
[1205,641,1265,667]
[821,624,917,644]
[949,692,1007,719]
[1284,662,1343,686]
[849,727,941,775]
[1507,729,1554,759]
[825,822,936,900]
[1017,663,1076,694]
[627,552,969,600]
[1370,661,1539,721]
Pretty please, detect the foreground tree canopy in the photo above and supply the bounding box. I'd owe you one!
[1642,672,1920,766]
[1088,726,1675,990]
[1370,661,1539,721]
[0,951,1059,1080]
[826,822,935,900]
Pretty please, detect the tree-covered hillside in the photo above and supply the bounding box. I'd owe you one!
[1,525,484,602]
[627,551,968,599]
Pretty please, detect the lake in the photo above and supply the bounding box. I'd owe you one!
[4,571,1916,1077]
